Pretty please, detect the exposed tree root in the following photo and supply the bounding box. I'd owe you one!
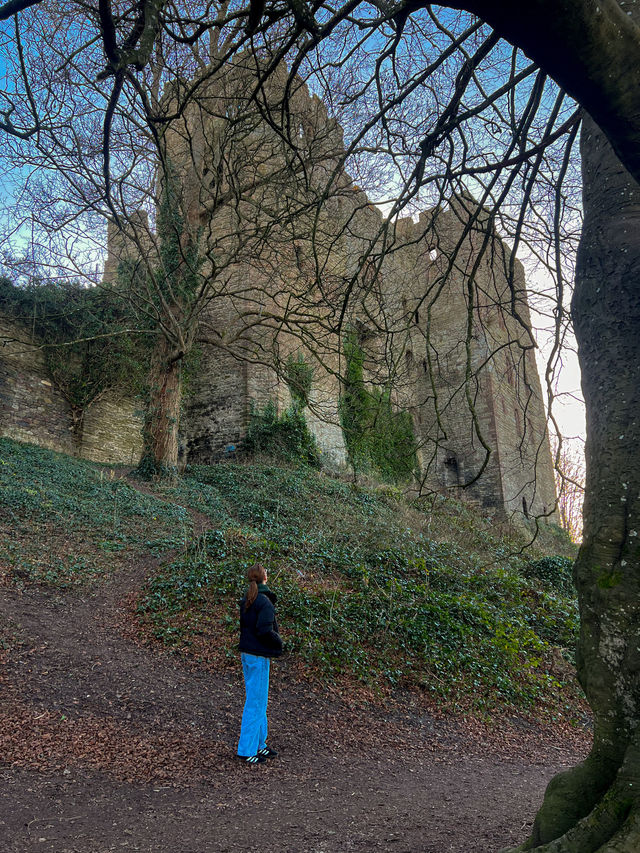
[501,739,640,853]
[502,801,637,853]
[528,755,618,845]
[597,807,640,853]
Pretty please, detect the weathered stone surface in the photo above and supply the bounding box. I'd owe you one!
[0,321,75,454]
[0,319,143,465]
[0,65,557,521]
[170,65,557,519]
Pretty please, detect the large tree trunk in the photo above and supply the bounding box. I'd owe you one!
[138,333,183,479]
[502,115,640,852]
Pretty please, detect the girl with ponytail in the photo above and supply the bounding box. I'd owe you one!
[237,563,283,765]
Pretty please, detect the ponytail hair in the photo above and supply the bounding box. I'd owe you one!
[244,563,267,612]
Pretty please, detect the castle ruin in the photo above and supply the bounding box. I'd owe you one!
[0,60,557,520]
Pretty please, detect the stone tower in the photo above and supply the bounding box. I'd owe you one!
[374,199,557,518]
[102,58,557,520]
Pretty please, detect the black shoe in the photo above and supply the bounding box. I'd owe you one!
[238,754,266,765]
[257,746,278,759]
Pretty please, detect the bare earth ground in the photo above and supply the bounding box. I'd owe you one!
[0,556,589,853]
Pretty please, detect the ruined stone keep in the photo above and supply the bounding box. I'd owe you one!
[0,61,557,520]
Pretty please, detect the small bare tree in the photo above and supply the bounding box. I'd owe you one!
[552,436,585,542]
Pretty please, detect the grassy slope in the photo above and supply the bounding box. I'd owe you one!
[0,437,582,720]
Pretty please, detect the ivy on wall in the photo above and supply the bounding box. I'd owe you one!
[0,276,152,442]
[244,400,321,467]
[285,351,313,410]
[245,352,320,466]
[339,329,417,483]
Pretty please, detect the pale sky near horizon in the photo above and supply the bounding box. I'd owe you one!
[527,262,586,450]
[535,343,585,444]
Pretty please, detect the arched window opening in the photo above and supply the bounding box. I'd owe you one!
[444,454,460,487]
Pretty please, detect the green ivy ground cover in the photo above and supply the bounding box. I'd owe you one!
[0,438,192,584]
[0,438,580,715]
[139,462,580,716]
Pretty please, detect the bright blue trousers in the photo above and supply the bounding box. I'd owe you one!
[237,653,270,757]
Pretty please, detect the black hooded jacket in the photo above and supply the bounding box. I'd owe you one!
[238,585,283,658]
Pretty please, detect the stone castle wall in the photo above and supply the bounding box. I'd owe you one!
[374,201,557,518]
[0,319,143,465]
[0,62,558,521]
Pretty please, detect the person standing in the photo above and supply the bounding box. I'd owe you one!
[237,563,283,765]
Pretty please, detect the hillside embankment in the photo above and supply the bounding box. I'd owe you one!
[0,438,588,852]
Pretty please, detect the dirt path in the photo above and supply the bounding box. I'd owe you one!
[0,557,588,853]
